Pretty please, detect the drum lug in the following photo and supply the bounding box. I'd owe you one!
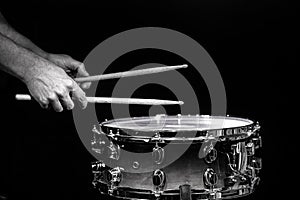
[249,157,262,172]
[246,135,261,156]
[251,122,261,136]
[224,175,238,188]
[107,167,124,194]
[245,156,262,187]
[251,177,261,188]
[107,141,120,160]
[252,135,262,149]
[246,142,255,156]
[203,168,218,188]
[153,144,165,165]
[203,142,218,164]
[229,144,239,169]
[254,122,261,131]
[152,169,166,197]
[92,160,106,172]
[91,161,106,187]
[151,132,164,143]
[91,125,107,154]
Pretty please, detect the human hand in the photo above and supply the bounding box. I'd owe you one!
[47,53,91,89]
[24,58,88,112]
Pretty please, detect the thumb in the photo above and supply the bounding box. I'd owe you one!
[67,58,91,89]
[67,58,89,77]
[73,62,91,89]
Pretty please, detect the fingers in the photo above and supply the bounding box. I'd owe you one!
[26,57,88,112]
[49,95,63,112]
[66,57,91,89]
[38,98,49,110]
[62,78,87,109]
[71,81,88,109]
[57,89,74,110]
[60,94,74,110]
[34,81,77,112]
[51,80,86,111]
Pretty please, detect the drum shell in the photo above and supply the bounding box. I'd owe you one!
[92,115,261,199]
[118,141,229,191]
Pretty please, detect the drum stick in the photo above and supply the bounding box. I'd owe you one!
[15,94,184,105]
[74,64,188,82]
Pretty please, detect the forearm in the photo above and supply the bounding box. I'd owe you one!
[0,12,48,58]
[0,32,46,82]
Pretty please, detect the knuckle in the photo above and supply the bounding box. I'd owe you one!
[56,88,68,97]
[47,93,57,101]
[64,79,75,89]
[38,96,49,106]
[39,97,48,105]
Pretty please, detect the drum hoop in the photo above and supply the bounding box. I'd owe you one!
[96,182,255,199]
[105,131,254,143]
[100,115,259,142]
[100,115,254,130]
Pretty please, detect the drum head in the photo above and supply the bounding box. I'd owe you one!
[102,115,253,132]
[100,115,255,142]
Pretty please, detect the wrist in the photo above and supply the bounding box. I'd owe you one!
[35,49,50,60]
[22,54,48,84]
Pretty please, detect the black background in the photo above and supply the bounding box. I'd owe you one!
[0,0,296,200]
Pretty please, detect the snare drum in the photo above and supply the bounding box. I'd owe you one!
[91,115,262,200]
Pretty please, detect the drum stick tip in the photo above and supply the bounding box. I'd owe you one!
[179,101,184,105]
[181,64,188,68]
[15,94,31,100]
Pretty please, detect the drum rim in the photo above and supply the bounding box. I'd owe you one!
[100,115,254,132]
[95,181,256,199]
[98,115,259,142]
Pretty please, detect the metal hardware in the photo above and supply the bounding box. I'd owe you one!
[204,168,218,187]
[250,157,262,170]
[153,169,166,197]
[204,146,218,164]
[92,116,262,199]
[91,160,105,172]
[177,114,182,125]
[107,141,120,160]
[179,184,192,200]
[208,191,222,200]
[252,136,262,149]
[107,167,124,194]
[246,142,255,156]
[230,144,238,169]
[230,142,248,172]
[91,161,107,187]
[153,169,165,187]
[91,125,106,154]
[132,161,140,169]
[153,144,165,165]
[224,176,238,188]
